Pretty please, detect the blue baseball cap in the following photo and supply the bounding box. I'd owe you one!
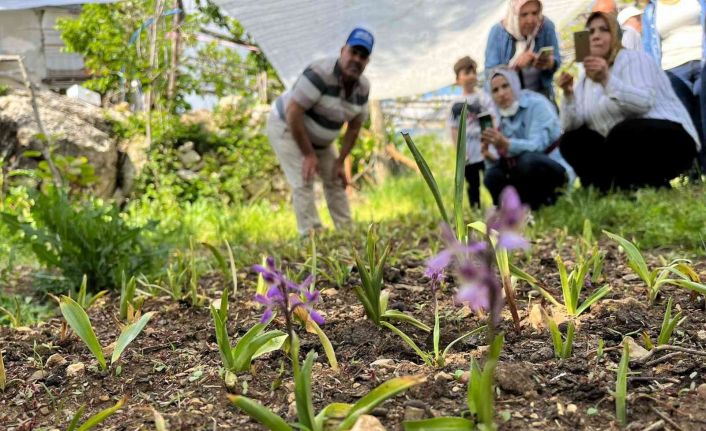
[346,27,374,54]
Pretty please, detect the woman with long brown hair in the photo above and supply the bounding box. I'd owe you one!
[557,11,700,191]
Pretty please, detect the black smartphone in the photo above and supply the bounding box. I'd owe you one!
[574,30,590,62]
[478,112,493,132]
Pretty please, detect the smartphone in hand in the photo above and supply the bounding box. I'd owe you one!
[478,112,493,132]
[537,46,554,62]
[574,30,590,62]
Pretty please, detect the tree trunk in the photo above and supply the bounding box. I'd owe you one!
[166,0,184,107]
[145,0,165,150]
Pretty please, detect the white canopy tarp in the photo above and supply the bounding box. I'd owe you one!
[213,0,592,100]
[0,0,117,11]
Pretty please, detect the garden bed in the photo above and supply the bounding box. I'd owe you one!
[1,235,706,431]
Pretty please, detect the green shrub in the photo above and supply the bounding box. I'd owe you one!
[0,187,165,292]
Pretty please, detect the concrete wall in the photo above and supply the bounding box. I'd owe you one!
[0,7,84,90]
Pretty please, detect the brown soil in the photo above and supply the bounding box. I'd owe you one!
[2,235,706,431]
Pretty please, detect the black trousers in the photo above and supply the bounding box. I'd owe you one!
[484,152,567,210]
[559,119,697,191]
[465,161,484,208]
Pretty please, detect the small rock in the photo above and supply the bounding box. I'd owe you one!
[351,414,386,431]
[404,406,426,421]
[697,383,706,400]
[697,330,706,341]
[530,347,554,363]
[99,395,110,402]
[434,371,453,381]
[29,370,48,382]
[66,363,85,378]
[622,274,640,282]
[288,400,297,418]
[495,363,538,395]
[370,358,395,368]
[39,406,50,415]
[46,354,67,369]
[566,404,578,415]
[623,337,650,361]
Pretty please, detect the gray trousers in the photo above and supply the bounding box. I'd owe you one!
[266,110,351,235]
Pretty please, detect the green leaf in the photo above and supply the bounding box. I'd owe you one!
[211,307,235,371]
[314,403,352,431]
[251,333,288,360]
[401,132,449,224]
[403,417,475,431]
[510,263,561,307]
[338,374,427,430]
[670,279,706,296]
[76,396,126,431]
[202,242,229,282]
[604,231,651,286]
[308,320,339,372]
[228,395,293,431]
[66,405,86,431]
[575,285,612,316]
[433,307,441,361]
[615,341,629,427]
[295,351,317,431]
[383,310,431,332]
[453,102,467,241]
[59,296,106,370]
[442,326,487,359]
[381,321,431,366]
[225,240,238,294]
[112,311,155,364]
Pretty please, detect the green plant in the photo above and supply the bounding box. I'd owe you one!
[70,275,108,310]
[229,350,425,431]
[0,295,53,327]
[615,341,629,427]
[119,273,144,321]
[0,187,164,292]
[644,297,685,347]
[66,396,126,431]
[544,311,575,359]
[403,334,504,431]
[203,240,238,294]
[353,225,430,332]
[210,287,286,383]
[319,251,353,288]
[513,251,610,317]
[59,296,154,370]
[604,231,706,304]
[401,103,468,241]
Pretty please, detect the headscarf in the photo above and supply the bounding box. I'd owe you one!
[586,11,623,65]
[488,66,523,117]
[502,0,544,68]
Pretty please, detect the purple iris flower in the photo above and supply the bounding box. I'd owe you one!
[253,259,324,325]
[487,186,529,250]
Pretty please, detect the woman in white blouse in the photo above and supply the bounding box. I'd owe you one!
[558,11,700,191]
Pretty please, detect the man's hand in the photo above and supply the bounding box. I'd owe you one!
[482,128,510,156]
[514,51,537,70]
[584,56,610,86]
[557,72,574,96]
[534,53,555,71]
[332,159,348,188]
[302,153,318,182]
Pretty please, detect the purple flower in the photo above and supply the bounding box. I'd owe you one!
[487,186,529,251]
[253,259,324,325]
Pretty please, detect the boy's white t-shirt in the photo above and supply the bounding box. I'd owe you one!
[447,90,496,165]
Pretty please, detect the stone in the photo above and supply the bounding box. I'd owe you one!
[529,347,554,363]
[697,383,706,400]
[177,141,201,167]
[623,337,650,361]
[403,406,426,421]
[370,358,395,368]
[350,414,386,431]
[0,89,119,197]
[697,330,706,341]
[45,353,67,369]
[39,406,50,415]
[495,363,538,395]
[66,363,85,378]
[566,404,578,415]
[434,371,453,381]
[29,370,48,382]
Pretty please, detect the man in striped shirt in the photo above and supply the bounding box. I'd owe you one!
[266,28,373,235]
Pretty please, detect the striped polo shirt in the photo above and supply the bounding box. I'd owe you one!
[275,57,370,148]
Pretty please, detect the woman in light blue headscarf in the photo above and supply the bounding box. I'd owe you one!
[481,66,572,209]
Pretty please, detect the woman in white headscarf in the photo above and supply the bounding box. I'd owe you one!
[485,0,561,100]
[481,66,570,209]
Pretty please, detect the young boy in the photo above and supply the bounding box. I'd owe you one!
[448,56,495,208]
